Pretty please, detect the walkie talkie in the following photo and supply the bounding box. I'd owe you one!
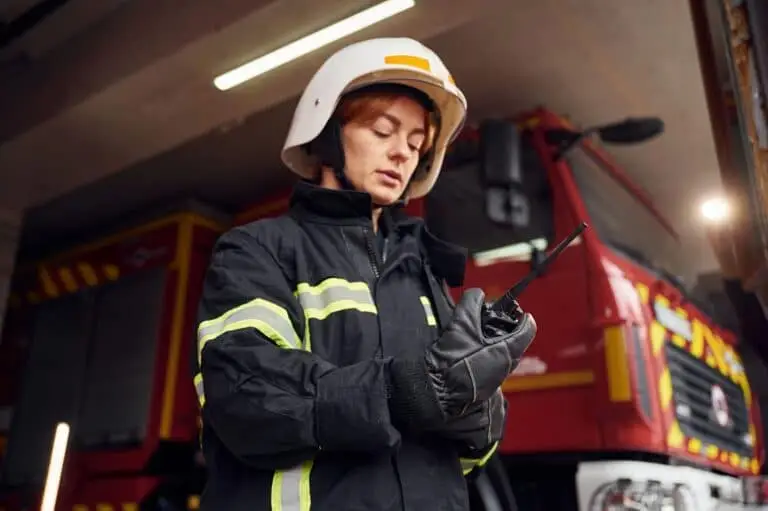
[481,222,589,336]
[489,221,589,314]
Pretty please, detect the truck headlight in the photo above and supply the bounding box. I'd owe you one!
[742,476,768,505]
[589,479,693,511]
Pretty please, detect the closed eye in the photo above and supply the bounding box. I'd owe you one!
[409,136,425,153]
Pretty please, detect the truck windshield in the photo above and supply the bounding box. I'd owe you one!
[566,146,684,282]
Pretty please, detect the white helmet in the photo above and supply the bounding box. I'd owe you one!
[281,37,468,200]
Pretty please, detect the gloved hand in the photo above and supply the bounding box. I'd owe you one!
[431,388,507,453]
[388,288,536,432]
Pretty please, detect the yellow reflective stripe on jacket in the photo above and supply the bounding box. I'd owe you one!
[459,441,499,476]
[193,372,204,407]
[271,460,313,511]
[197,297,302,361]
[295,278,377,319]
[195,298,302,407]
[419,296,437,326]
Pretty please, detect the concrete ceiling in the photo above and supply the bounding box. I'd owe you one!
[0,0,727,285]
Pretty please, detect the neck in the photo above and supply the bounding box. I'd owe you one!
[372,207,383,233]
[319,167,384,232]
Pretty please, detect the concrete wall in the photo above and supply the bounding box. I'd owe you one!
[0,208,21,335]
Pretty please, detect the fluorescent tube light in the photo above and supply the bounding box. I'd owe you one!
[213,0,416,91]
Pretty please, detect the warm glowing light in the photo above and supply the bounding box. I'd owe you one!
[700,196,730,224]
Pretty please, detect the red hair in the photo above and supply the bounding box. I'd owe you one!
[335,87,438,157]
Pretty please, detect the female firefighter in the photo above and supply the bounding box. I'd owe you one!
[194,37,538,511]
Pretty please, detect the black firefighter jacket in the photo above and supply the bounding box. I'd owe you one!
[193,181,497,511]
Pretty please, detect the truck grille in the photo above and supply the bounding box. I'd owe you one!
[665,343,752,457]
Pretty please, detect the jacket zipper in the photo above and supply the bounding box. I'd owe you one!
[363,227,380,279]
[362,231,414,511]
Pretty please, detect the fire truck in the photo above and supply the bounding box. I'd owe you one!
[0,107,766,510]
[0,202,229,511]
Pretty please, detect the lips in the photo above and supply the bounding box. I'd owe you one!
[377,170,402,183]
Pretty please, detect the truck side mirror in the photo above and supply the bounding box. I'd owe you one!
[597,117,664,144]
[551,116,665,160]
[479,119,522,186]
[479,119,529,228]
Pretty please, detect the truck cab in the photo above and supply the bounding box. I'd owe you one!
[407,107,766,509]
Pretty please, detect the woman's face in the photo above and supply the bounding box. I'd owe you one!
[338,95,429,206]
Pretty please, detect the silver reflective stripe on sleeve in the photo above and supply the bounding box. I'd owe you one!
[197,297,302,362]
[271,460,313,511]
[419,296,437,326]
[295,278,377,319]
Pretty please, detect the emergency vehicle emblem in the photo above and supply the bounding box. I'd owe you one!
[710,384,730,428]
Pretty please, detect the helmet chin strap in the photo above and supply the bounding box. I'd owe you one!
[335,164,413,211]
[310,117,427,211]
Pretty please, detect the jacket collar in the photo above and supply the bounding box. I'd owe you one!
[289,180,378,226]
[289,180,467,286]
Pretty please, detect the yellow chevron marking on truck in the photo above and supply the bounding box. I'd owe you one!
[24,262,124,305]
[634,282,758,474]
[103,264,119,281]
[78,262,99,286]
[650,321,666,355]
[59,267,79,293]
[658,369,672,411]
[645,291,752,405]
[666,421,684,448]
[39,266,59,298]
[635,283,649,305]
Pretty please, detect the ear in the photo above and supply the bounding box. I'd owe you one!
[307,117,346,172]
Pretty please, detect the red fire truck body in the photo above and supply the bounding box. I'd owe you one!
[0,108,764,510]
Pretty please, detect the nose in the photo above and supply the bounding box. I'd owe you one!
[388,134,411,163]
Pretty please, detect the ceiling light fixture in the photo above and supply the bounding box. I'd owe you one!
[213,0,416,91]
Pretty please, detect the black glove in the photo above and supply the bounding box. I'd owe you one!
[388,288,536,432]
[432,388,507,453]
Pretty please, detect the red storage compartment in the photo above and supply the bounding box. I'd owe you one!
[0,204,227,506]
